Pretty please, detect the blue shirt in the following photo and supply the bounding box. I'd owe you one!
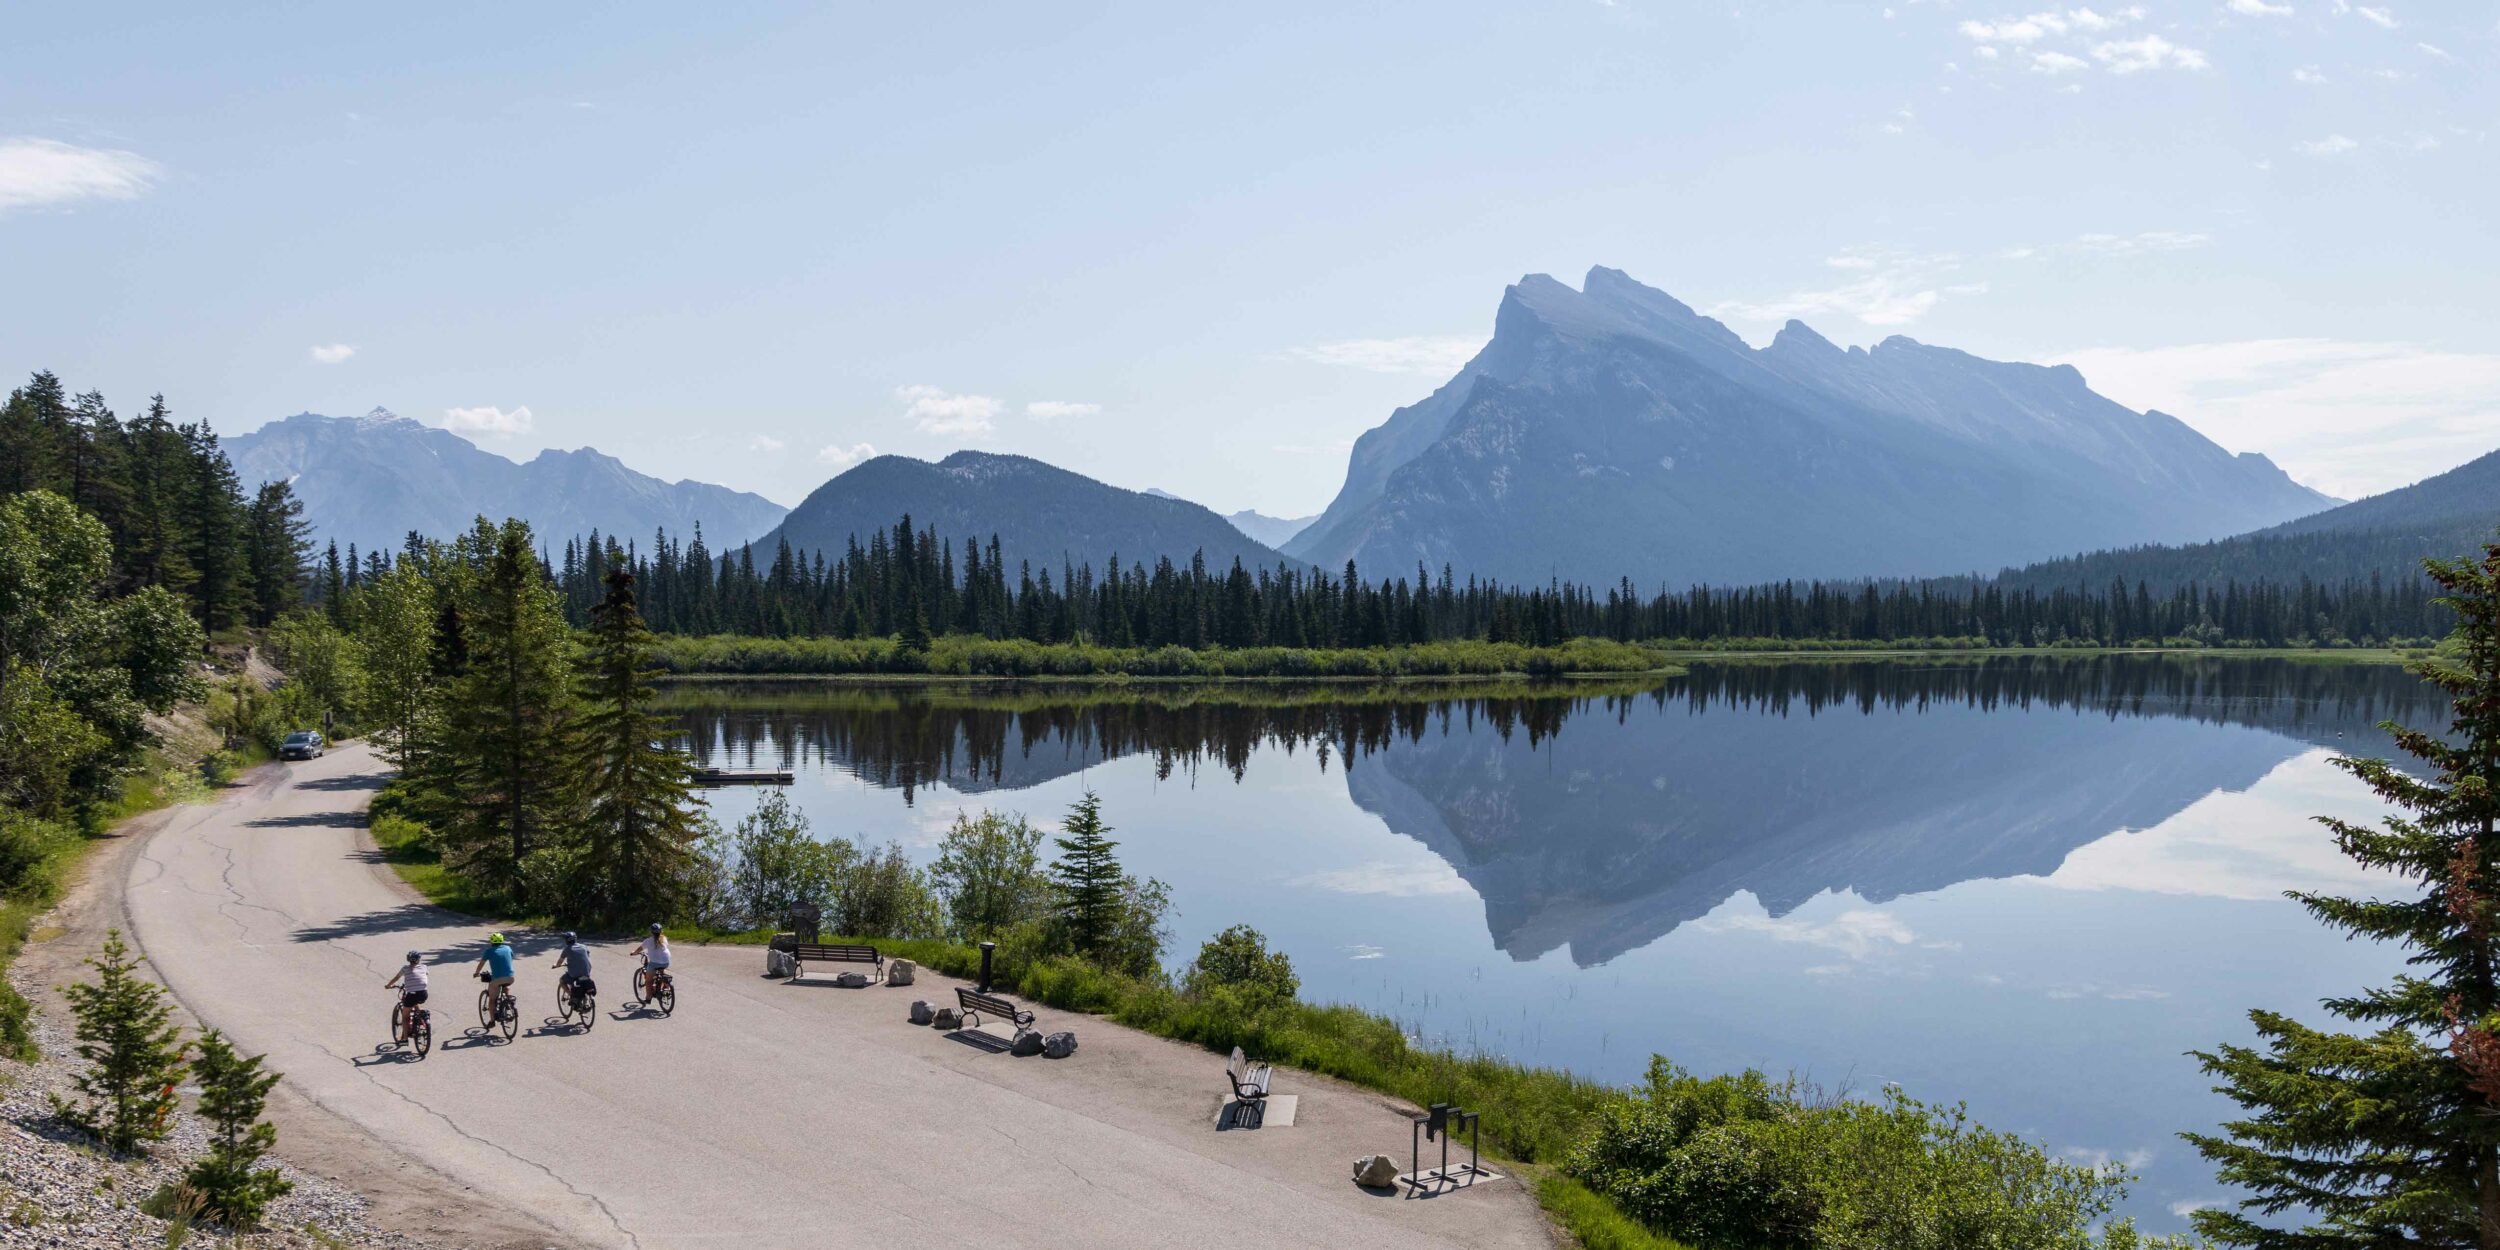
[560,943,592,979]
[484,943,515,979]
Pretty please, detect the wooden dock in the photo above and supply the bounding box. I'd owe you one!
[690,767,795,787]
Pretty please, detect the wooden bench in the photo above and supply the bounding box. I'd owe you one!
[1222,1046,1274,1127]
[788,943,883,982]
[953,986,1034,1032]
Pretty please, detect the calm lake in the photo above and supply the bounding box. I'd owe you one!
[667,656,2439,1229]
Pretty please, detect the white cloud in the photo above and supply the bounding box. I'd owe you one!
[1024,400,1100,420]
[1293,860,1474,898]
[2032,50,2092,72]
[2043,341,2500,498]
[2299,133,2360,155]
[2417,41,2452,60]
[1284,335,1484,375]
[1345,944,1386,961]
[308,343,356,364]
[2354,3,2395,25]
[2292,65,2327,83]
[816,441,877,471]
[442,405,532,438]
[0,137,161,213]
[746,434,785,453]
[1713,272,1947,327]
[1958,6,2141,42]
[894,384,999,437]
[2069,229,2211,254]
[2226,0,2292,13]
[2091,34,2209,72]
[1695,900,1922,961]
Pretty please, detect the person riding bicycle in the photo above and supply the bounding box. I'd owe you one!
[384,950,429,1030]
[552,931,593,1005]
[472,932,516,1008]
[631,923,671,981]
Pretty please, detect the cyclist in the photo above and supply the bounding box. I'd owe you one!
[472,932,516,1010]
[383,949,429,1039]
[631,923,671,981]
[552,931,593,1007]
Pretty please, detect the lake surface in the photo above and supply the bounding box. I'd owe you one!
[667,656,2441,1229]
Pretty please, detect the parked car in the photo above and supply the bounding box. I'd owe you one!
[279,730,326,760]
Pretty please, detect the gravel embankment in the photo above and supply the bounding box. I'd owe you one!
[0,1007,478,1250]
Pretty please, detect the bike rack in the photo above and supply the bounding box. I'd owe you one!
[1404,1102,1501,1194]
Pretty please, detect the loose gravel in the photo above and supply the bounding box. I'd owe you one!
[0,999,483,1250]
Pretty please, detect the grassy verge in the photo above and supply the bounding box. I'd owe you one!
[367,810,522,922]
[0,742,262,1060]
[650,633,1680,680]
[1534,1172,1698,1250]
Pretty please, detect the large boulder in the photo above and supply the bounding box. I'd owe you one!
[1352,1154,1400,1188]
[833,971,871,989]
[909,1000,934,1026]
[932,1007,963,1030]
[1011,1028,1045,1056]
[886,959,916,987]
[1041,1030,1078,1059]
[765,949,796,978]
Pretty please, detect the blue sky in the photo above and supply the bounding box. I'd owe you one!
[4,2,2493,513]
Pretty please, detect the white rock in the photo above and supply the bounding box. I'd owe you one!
[1353,1154,1400,1187]
[886,959,916,986]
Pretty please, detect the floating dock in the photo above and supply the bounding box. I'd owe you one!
[690,767,795,787]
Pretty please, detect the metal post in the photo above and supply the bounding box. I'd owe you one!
[978,941,996,992]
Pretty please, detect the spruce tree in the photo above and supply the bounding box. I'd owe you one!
[564,565,705,924]
[1049,791,1126,961]
[53,929,187,1154]
[433,518,575,895]
[2186,539,2500,1247]
[183,1029,291,1227]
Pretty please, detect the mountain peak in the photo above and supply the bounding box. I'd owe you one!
[1769,319,1843,358]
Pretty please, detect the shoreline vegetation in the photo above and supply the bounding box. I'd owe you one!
[642,631,2430,682]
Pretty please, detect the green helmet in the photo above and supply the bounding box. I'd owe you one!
[487,933,506,946]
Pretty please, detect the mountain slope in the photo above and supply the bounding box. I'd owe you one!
[755,451,1293,572]
[1223,509,1318,548]
[1995,445,2500,593]
[1284,267,2331,585]
[227,410,788,556]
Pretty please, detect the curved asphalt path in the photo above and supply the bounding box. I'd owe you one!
[121,744,1552,1250]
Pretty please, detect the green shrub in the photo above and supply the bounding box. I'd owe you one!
[1184,924,1298,1003]
[52,930,188,1154]
[182,1030,290,1227]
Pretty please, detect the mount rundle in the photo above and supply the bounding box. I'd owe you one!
[1284,266,2330,586]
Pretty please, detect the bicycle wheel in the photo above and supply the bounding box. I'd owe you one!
[478,988,493,1031]
[655,979,675,1017]
[555,980,573,1023]
[632,966,649,1005]
[391,1002,407,1045]
[579,989,595,1029]
[412,1012,432,1059]
[498,994,518,1042]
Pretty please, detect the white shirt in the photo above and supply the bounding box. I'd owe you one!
[401,963,430,993]
[634,937,671,968]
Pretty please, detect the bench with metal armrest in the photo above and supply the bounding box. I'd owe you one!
[787,943,883,982]
[953,986,1034,1031]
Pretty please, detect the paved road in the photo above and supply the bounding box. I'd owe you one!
[121,745,1553,1250]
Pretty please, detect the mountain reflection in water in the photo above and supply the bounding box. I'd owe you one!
[667,656,2441,968]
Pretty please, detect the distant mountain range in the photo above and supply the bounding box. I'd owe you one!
[752,451,1292,573]
[227,411,788,558]
[1996,445,2500,594]
[1146,490,1319,549]
[1283,266,2333,585]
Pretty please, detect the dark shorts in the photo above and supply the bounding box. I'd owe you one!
[399,989,429,1006]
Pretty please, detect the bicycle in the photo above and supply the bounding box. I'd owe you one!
[476,976,518,1042]
[632,957,675,1017]
[390,993,433,1059]
[555,976,597,1029]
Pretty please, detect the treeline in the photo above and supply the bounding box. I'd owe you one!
[1,371,316,633]
[511,516,2458,655]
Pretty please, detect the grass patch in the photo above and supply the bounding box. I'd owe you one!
[366,813,513,921]
[1535,1171,1698,1250]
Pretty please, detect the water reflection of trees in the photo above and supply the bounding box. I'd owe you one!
[670,656,2439,801]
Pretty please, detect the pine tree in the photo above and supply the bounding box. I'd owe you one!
[52,929,187,1154]
[245,479,312,627]
[183,1030,291,1227]
[1048,790,1126,961]
[2186,539,2500,1248]
[564,565,706,924]
[432,518,576,895]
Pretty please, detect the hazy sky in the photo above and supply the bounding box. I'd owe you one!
[5,3,2493,514]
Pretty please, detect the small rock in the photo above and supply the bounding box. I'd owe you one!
[909,1000,934,1025]
[1010,1028,1044,1056]
[765,948,796,978]
[833,971,870,989]
[1353,1154,1400,1188]
[932,1006,963,1029]
[1041,1030,1077,1059]
[886,958,916,986]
